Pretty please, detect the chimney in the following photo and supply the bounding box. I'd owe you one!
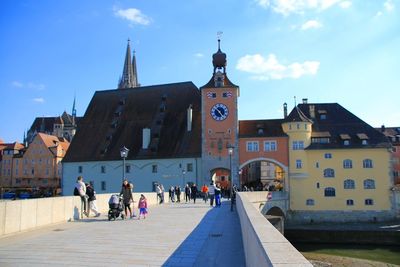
[142,128,151,149]
[381,125,386,132]
[283,103,288,118]
[309,105,315,119]
[302,98,308,104]
[187,105,193,132]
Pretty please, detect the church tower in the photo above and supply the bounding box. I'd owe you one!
[201,39,240,187]
[118,39,139,89]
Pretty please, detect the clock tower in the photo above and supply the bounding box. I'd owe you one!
[201,39,239,187]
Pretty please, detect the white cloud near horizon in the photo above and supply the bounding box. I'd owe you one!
[33,98,45,103]
[236,54,320,80]
[301,20,323,30]
[256,0,352,15]
[194,53,204,58]
[113,7,151,25]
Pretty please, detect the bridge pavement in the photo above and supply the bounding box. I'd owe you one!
[0,199,245,267]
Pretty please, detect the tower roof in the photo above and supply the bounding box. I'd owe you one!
[212,39,227,71]
[118,39,139,89]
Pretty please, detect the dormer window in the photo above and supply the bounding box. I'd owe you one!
[344,140,350,146]
[320,114,326,120]
[362,140,368,145]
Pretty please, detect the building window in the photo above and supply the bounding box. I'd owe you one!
[316,182,320,188]
[365,199,374,205]
[15,169,18,175]
[264,141,277,152]
[78,166,83,173]
[346,199,354,206]
[46,169,49,175]
[343,159,353,169]
[312,137,330,144]
[152,164,158,173]
[315,162,319,168]
[344,179,355,189]
[363,159,373,168]
[324,153,332,159]
[292,141,304,150]
[362,140,368,145]
[246,141,259,152]
[323,168,335,178]
[31,169,34,175]
[101,181,106,191]
[363,179,375,189]
[187,163,193,172]
[126,165,131,173]
[306,199,315,206]
[324,187,336,197]
[16,179,21,184]
[296,159,302,169]
[101,166,106,173]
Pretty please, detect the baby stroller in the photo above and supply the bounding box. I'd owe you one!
[108,194,125,221]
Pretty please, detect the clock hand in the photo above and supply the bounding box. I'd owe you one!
[216,108,223,117]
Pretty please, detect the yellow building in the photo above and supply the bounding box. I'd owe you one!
[282,101,394,222]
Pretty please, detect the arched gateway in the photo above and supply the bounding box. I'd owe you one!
[238,157,288,191]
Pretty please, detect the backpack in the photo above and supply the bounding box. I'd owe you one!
[73,187,80,196]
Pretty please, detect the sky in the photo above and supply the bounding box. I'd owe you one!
[1,0,399,143]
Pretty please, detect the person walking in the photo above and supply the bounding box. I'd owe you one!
[184,184,191,203]
[191,184,198,204]
[175,185,181,203]
[201,184,209,203]
[160,184,165,204]
[169,186,175,202]
[75,176,88,218]
[208,182,216,207]
[215,184,222,207]
[85,182,100,217]
[156,184,163,204]
[138,194,148,220]
[120,179,134,219]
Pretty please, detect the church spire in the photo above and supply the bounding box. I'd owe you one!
[72,95,77,126]
[132,49,140,87]
[118,39,139,89]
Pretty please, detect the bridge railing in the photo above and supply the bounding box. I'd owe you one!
[236,192,312,267]
[0,192,158,237]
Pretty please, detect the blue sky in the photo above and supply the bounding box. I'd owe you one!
[1,0,399,143]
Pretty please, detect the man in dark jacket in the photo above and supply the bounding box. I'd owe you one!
[191,184,198,204]
[85,182,100,217]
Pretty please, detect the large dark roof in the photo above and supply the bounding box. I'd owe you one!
[239,119,286,138]
[289,103,390,149]
[28,114,81,134]
[375,126,400,145]
[63,82,201,162]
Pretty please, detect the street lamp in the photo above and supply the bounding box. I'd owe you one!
[120,146,129,182]
[228,145,234,212]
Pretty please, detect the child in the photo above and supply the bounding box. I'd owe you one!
[138,194,148,220]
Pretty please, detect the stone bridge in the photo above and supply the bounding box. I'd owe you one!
[0,192,310,266]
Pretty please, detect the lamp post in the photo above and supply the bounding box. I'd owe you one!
[120,146,129,182]
[228,145,234,212]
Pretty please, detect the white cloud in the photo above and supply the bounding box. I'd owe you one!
[301,20,323,30]
[339,1,352,8]
[256,0,350,15]
[384,0,394,12]
[11,81,23,88]
[236,53,320,80]
[114,7,151,25]
[33,98,45,103]
[194,53,204,58]
[11,81,45,90]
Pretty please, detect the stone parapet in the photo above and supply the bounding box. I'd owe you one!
[0,192,158,237]
[236,192,312,267]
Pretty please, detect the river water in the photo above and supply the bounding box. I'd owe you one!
[292,242,400,265]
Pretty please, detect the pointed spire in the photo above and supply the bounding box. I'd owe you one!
[118,39,139,89]
[132,49,140,87]
[40,116,45,132]
[72,95,77,126]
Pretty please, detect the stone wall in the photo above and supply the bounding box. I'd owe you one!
[287,210,396,224]
[236,192,312,266]
[0,192,158,237]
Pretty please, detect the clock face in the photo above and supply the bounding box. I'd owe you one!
[211,103,229,121]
